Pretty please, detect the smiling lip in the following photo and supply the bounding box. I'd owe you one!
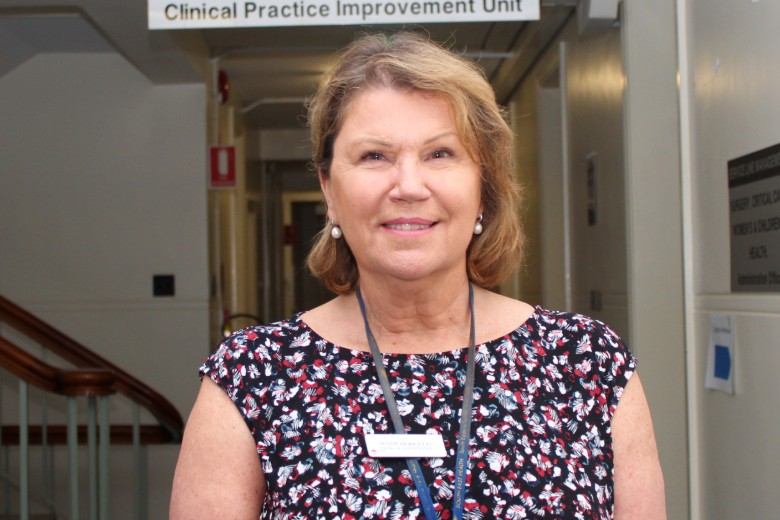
[383,218,435,232]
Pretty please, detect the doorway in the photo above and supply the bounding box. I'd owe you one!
[282,191,332,316]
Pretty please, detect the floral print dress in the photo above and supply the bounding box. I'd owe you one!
[200,307,636,520]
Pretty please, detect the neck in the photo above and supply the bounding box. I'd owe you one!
[356,274,473,353]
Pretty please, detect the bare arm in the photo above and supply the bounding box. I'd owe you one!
[170,378,265,519]
[612,373,666,519]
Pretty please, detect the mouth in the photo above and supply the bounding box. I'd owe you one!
[384,222,434,231]
[382,218,436,233]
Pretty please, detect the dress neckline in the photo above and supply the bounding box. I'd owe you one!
[292,305,546,357]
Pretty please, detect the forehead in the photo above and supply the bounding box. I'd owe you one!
[336,88,459,141]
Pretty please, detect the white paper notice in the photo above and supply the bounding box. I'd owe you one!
[705,314,736,394]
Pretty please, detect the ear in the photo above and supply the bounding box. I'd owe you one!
[319,169,334,219]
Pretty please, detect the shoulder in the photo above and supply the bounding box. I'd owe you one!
[515,307,636,379]
[171,378,264,518]
[199,315,329,417]
[475,288,535,343]
[201,315,313,377]
[300,294,368,350]
[529,307,626,346]
[228,315,309,350]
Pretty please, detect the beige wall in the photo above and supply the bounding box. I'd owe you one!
[683,0,780,518]
[621,0,690,517]
[511,20,628,330]
[510,6,690,517]
[509,88,542,304]
[566,26,629,336]
[0,51,210,518]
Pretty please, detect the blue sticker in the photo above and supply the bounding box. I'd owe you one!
[714,345,731,380]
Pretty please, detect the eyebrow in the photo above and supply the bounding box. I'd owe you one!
[348,131,459,148]
[348,136,393,148]
[423,131,459,145]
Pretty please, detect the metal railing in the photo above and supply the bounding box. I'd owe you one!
[0,295,183,519]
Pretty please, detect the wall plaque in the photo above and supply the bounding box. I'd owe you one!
[729,143,780,291]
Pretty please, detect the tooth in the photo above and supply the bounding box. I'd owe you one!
[388,223,428,230]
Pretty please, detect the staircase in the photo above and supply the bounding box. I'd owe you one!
[0,294,183,519]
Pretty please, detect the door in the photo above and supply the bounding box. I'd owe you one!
[291,200,333,313]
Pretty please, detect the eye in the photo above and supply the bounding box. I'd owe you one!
[430,148,454,159]
[361,151,385,161]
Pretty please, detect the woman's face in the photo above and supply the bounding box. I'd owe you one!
[321,87,482,284]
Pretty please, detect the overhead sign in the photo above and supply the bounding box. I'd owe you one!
[148,0,540,29]
[728,143,780,291]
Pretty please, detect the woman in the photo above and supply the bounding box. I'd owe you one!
[171,32,665,519]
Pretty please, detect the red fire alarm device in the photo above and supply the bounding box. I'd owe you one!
[209,146,236,188]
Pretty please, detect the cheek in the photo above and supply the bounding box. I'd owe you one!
[335,177,382,207]
[450,183,482,212]
[330,187,374,224]
[326,176,352,210]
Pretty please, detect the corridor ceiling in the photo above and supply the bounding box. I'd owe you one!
[0,1,575,131]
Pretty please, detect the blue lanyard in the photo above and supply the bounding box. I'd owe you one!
[357,283,477,520]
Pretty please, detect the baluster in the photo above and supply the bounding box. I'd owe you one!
[41,390,56,515]
[40,346,55,515]
[68,396,80,520]
[87,396,98,520]
[1,445,8,519]
[133,403,148,520]
[0,376,9,519]
[19,380,29,520]
[99,395,110,519]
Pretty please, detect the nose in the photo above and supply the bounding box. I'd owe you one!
[389,155,431,202]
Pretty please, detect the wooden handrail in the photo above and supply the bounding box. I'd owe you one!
[0,337,116,397]
[2,425,173,446]
[0,294,183,443]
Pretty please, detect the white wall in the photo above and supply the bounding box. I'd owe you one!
[0,51,209,517]
[684,1,780,517]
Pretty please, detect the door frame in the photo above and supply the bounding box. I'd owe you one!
[281,191,325,317]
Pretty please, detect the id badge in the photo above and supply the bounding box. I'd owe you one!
[364,433,447,458]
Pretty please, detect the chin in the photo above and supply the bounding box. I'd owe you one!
[381,260,459,283]
[359,249,466,283]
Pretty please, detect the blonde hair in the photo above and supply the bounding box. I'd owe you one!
[307,31,523,294]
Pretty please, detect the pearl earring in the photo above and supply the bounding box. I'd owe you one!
[473,213,483,235]
[330,220,343,239]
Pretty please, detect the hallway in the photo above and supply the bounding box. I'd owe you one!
[1,1,779,518]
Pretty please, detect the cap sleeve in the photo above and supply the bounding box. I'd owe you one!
[199,328,278,461]
[591,321,637,422]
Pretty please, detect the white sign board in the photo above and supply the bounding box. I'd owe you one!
[148,0,540,29]
[728,143,780,292]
